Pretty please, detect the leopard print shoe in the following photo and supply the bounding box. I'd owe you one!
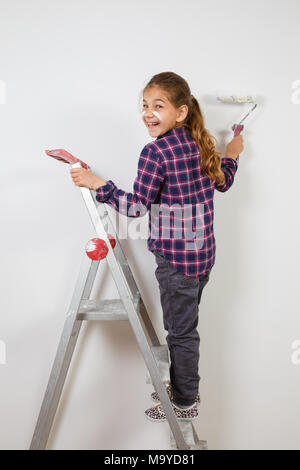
[151,384,201,407]
[145,401,198,423]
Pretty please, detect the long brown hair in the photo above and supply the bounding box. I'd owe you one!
[142,71,225,186]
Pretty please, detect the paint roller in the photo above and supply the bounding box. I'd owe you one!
[216,91,258,137]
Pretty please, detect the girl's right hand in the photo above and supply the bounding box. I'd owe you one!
[225,135,244,159]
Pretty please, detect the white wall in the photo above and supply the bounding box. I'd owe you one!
[0,0,299,450]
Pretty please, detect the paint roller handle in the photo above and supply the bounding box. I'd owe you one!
[232,123,244,137]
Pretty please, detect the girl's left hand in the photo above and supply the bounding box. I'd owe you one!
[70,168,107,191]
[225,135,244,159]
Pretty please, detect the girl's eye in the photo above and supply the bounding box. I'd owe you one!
[142,104,163,109]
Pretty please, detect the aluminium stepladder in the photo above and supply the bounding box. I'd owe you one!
[30,149,208,450]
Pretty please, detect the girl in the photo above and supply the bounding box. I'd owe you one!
[70,71,243,423]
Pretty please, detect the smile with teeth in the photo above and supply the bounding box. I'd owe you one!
[147,122,159,127]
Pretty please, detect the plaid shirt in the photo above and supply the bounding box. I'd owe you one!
[95,126,239,277]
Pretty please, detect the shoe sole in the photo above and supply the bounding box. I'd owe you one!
[145,413,198,423]
[151,395,201,407]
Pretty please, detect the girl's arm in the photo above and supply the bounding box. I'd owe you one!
[215,134,243,192]
[214,157,239,192]
[95,145,165,217]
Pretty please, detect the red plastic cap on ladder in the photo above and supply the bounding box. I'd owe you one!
[85,235,116,260]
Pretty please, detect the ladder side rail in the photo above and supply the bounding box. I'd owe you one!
[30,256,99,449]
[78,178,189,449]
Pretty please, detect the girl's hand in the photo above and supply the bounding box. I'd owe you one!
[225,135,244,160]
[70,168,107,191]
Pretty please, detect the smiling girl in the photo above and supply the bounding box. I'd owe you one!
[70,71,243,422]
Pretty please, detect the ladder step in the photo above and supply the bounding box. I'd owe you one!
[170,422,208,450]
[77,294,140,321]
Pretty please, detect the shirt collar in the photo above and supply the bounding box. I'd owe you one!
[155,126,188,140]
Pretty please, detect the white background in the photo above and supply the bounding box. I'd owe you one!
[0,0,299,450]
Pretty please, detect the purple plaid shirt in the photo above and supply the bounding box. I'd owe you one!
[95,126,239,277]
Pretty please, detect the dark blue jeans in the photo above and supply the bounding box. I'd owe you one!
[153,249,210,407]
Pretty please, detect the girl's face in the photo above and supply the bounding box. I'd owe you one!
[142,86,188,137]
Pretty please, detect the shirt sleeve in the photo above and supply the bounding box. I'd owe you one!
[214,156,239,192]
[95,145,165,217]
